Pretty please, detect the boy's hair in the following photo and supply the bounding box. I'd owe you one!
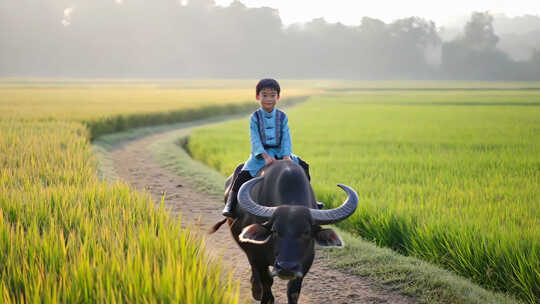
[256,78,280,96]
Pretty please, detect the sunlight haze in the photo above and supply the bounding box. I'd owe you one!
[214,0,540,26]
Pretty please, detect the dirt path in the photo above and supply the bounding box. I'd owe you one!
[109,127,417,304]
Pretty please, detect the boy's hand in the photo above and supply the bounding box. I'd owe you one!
[283,155,292,161]
[262,153,274,166]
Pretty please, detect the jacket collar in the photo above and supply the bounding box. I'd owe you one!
[261,107,276,118]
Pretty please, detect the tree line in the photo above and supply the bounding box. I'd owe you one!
[1,0,539,80]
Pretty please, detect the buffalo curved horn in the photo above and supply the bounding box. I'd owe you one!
[310,184,358,225]
[237,176,277,219]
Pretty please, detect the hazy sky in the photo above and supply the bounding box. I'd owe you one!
[214,0,540,26]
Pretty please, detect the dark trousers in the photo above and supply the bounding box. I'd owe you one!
[231,158,311,193]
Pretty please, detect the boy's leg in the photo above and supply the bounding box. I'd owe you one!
[225,163,245,200]
[222,169,253,218]
[297,157,311,181]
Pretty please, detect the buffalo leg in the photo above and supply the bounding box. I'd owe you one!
[250,272,262,300]
[255,265,274,304]
[287,277,304,304]
[248,261,273,303]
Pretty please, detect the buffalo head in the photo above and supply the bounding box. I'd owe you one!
[236,176,358,280]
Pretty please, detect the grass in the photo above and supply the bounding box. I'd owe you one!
[0,119,239,303]
[2,79,534,303]
[187,89,539,303]
[1,79,310,303]
[121,116,519,304]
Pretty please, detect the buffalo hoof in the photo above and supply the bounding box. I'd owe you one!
[251,276,262,300]
[261,295,274,304]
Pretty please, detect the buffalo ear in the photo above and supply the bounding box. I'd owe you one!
[315,228,344,247]
[239,224,272,244]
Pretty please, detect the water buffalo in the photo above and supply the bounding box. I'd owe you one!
[216,160,358,304]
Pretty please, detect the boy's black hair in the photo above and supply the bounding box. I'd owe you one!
[256,78,280,96]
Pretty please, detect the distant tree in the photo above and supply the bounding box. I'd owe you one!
[530,49,540,78]
[387,17,441,77]
[355,17,391,78]
[359,17,387,36]
[2,2,538,79]
[530,49,540,63]
[353,17,441,79]
[494,14,540,61]
[462,12,499,51]
[440,12,520,80]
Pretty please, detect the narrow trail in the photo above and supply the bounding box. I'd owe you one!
[109,126,417,304]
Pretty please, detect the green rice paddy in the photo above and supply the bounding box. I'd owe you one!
[2,79,537,303]
[188,89,540,303]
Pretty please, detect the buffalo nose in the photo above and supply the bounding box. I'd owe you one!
[275,261,301,273]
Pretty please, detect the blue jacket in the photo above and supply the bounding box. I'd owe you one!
[242,108,299,176]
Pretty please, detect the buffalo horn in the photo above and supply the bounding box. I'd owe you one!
[237,176,277,219]
[310,184,358,225]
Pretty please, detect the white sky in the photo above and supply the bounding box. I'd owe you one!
[214,0,540,27]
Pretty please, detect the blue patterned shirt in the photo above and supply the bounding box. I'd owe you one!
[242,107,299,176]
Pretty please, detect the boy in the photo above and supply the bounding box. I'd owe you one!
[222,78,310,218]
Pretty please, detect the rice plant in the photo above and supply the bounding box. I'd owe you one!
[0,85,245,302]
[188,89,540,303]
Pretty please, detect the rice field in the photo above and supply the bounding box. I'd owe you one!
[0,80,300,303]
[2,79,538,302]
[0,79,314,141]
[0,79,314,120]
[187,89,540,303]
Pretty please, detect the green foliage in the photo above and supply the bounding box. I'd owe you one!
[1,117,239,302]
[188,90,540,303]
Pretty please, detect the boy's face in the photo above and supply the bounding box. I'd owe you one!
[256,88,280,112]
